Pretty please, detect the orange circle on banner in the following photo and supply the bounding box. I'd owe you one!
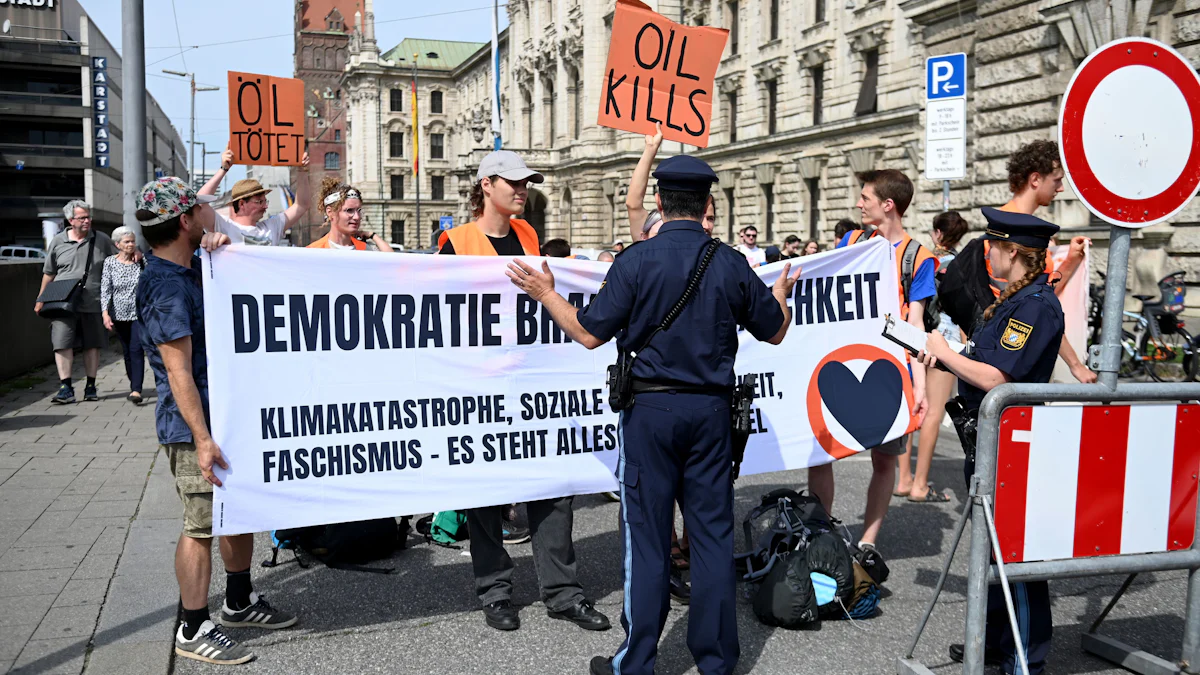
[806,344,917,460]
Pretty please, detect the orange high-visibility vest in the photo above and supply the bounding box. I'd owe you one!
[437,219,540,256]
[847,229,937,321]
[307,234,367,250]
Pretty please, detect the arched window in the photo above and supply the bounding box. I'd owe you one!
[324,152,340,170]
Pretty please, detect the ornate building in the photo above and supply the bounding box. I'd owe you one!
[339,0,1200,302]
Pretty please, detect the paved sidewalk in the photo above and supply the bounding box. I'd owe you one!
[0,347,1193,675]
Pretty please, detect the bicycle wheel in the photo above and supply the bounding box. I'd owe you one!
[1140,328,1193,382]
[1119,329,1142,379]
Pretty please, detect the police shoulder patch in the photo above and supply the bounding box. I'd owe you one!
[1001,318,1033,351]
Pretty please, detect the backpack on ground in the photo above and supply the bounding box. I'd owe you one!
[265,517,406,574]
[415,511,470,547]
[738,489,883,627]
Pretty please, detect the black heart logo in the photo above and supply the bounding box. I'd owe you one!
[817,360,904,449]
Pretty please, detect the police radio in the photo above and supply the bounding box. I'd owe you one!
[606,240,721,412]
[730,373,757,481]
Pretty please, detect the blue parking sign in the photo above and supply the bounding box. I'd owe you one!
[926,53,966,100]
[439,216,454,230]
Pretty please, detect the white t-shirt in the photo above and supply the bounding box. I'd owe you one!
[214,212,288,246]
[736,244,767,266]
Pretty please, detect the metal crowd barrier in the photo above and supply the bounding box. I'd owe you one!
[898,223,1200,675]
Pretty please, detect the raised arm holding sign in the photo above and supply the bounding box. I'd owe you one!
[597,0,727,148]
[227,71,305,166]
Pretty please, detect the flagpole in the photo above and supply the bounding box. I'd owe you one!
[491,0,501,151]
[412,53,420,241]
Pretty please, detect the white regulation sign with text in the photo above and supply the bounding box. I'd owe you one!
[204,238,912,535]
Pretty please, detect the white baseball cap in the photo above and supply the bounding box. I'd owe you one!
[476,150,544,183]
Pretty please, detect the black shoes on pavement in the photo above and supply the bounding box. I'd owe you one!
[669,572,691,604]
[589,656,614,675]
[485,599,611,632]
[547,599,611,631]
[483,600,520,631]
[948,643,1004,666]
[51,384,75,404]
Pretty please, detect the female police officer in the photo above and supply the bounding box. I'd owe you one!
[918,208,1065,675]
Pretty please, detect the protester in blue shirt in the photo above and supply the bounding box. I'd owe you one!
[813,169,932,559]
[134,177,299,666]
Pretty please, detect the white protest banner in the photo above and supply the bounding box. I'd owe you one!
[204,238,914,535]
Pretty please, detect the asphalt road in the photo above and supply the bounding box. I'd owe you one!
[172,437,1191,675]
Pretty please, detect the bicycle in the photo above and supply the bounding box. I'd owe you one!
[1089,271,1196,382]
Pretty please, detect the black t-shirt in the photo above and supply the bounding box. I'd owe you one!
[438,228,526,256]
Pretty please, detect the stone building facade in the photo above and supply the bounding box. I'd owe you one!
[338,0,1200,303]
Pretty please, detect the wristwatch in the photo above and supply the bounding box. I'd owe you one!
[356,231,373,242]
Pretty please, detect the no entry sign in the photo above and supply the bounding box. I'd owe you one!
[1059,38,1200,227]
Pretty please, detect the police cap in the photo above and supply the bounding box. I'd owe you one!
[653,155,719,192]
[980,207,1060,249]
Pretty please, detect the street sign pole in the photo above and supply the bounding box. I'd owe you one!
[924,53,967,199]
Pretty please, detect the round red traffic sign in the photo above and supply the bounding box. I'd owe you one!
[1059,38,1200,227]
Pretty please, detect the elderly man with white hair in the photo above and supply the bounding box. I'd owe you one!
[35,200,117,404]
[101,226,150,405]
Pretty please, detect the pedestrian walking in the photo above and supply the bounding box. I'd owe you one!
[920,209,1065,675]
[134,177,298,665]
[507,154,801,675]
[100,226,149,405]
[35,200,118,404]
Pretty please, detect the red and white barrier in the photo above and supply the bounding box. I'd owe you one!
[993,404,1200,563]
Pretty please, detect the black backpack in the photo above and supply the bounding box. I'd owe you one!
[938,236,993,338]
[738,489,875,628]
[267,517,407,574]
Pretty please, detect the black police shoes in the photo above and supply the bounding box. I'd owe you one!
[548,599,611,631]
[669,573,691,604]
[483,600,520,631]
[589,656,613,675]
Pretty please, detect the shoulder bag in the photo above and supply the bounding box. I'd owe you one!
[36,235,97,320]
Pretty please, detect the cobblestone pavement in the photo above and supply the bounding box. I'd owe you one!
[0,347,1192,674]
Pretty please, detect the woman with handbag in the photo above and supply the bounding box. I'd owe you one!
[101,227,149,405]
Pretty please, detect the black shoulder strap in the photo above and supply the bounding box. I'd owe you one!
[79,235,98,285]
[633,238,722,354]
[900,238,917,306]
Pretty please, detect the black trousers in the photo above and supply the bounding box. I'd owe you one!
[112,320,148,393]
[465,498,584,612]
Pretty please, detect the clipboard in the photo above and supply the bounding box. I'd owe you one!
[881,314,964,370]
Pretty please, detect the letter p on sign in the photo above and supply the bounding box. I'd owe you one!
[926,53,966,100]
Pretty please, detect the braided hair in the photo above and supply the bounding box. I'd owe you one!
[983,241,1047,322]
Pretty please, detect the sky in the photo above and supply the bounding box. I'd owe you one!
[82,0,508,186]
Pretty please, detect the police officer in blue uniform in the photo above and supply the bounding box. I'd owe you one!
[506,155,802,675]
[919,207,1064,675]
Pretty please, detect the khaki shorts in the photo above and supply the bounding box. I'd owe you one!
[871,434,909,457]
[50,312,106,351]
[162,443,213,538]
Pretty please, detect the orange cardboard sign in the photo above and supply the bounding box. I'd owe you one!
[597,0,728,148]
[227,71,305,166]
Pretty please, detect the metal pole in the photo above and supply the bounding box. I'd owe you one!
[905,479,976,659]
[964,472,991,674]
[1095,226,1132,389]
[1183,477,1200,673]
[943,180,950,212]
[199,141,206,191]
[189,74,196,191]
[982,495,1031,675]
[120,0,146,242]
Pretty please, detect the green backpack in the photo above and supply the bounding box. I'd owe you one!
[429,511,469,545]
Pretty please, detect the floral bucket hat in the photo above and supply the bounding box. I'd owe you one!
[136,177,217,227]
